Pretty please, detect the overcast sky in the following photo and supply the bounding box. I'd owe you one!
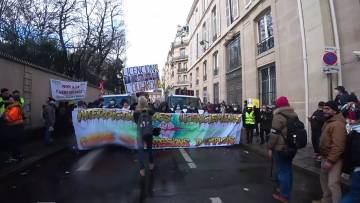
[123,0,193,71]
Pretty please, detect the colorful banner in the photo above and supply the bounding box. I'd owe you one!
[50,79,87,101]
[123,64,160,93]
[72,108,242,150]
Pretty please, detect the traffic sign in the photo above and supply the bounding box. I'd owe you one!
[322,47,339,74]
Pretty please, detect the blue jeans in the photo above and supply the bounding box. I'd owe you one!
[44,127,52,144]
[137,134,154,169]
[341,170,360,203]
[274,151,293,199]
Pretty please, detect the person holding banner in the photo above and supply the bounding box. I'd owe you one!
[133,96,155,177]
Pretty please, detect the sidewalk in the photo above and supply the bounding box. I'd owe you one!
[0,135,73,180]
[240,135,351,186]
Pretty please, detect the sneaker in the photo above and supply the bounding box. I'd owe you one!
[139,169,145,177]
[273,194,288,203]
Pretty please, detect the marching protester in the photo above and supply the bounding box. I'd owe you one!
[313,101,347,203]
[133,96,155,177]
[341,105,360,203]
[12,90,25,108]
[43,97,56,145]
[268,96,299,203]
[260,105,273,144]
[3,96,25,163]
[0,88,10,150]
[309,101,326,161]
[243,105,256,144]
[334,86,350,108]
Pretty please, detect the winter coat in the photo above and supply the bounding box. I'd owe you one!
[319,113,347,163]
[43,104,56,128]
[335,91,350,107]
[260,110,273,130]
[310,109,326,133]
[343,124,360,173]
[268,106,298,151]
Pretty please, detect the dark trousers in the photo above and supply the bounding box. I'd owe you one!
[245,126,255,144]
[260,128,270,144]
[137,134,154,170]
[4,124,24,159]
[311,130,321,154]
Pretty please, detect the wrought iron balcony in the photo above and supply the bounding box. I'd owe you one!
[257,36,274,55]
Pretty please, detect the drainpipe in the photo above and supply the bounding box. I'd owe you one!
[297,0,309,132]
[329,0,342,85]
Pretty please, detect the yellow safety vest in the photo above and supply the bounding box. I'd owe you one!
[0,97,5,115]
[245,111,255,125]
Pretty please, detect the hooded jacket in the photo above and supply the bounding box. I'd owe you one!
[319,113,347,163]
[268,106,298,151]
[343,124,360,172]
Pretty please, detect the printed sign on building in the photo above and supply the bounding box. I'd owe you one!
[323,47,340,74]
[123,64,160,93]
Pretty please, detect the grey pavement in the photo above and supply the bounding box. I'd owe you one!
[0,145,323,203]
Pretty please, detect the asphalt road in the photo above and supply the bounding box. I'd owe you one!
[0,145,322,203]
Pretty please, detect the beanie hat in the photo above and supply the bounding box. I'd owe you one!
[276,96,289,108]
[324,100,339,112]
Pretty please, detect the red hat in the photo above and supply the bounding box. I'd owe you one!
[276,96,289,108]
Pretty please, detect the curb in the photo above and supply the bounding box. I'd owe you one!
[0,145,68,181]
[240,143,351,187]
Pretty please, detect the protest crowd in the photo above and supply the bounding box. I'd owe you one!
[1,84,360,203]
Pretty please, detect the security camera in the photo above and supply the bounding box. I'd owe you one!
[353,51,360,57]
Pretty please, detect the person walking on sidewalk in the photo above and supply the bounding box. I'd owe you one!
[260,105,273,144]
[3,96,25,163]
[313,101,347,203]
[43,97,56,145]
[309,101,326,161]
[268,96,298,203]
[341,107,360,203]
[133,96,155,177]
[243,105,256,144]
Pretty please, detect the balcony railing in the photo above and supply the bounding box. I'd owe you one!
[177,68,187,73]
[172,55,188,62]
[177,80,188,85]
[213,69,219,76]
[257,36,274,55]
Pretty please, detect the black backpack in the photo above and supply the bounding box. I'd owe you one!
[137,111,153,138]
[280,113,307,150]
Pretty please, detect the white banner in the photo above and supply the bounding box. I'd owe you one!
[50,79,87,101]
[123,64,160,93]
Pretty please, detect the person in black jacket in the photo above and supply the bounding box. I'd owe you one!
[133,96,155,177]
[309,101,326,160]
[260,105,273,144]
[341,108,360,203]
[334,86,350,108]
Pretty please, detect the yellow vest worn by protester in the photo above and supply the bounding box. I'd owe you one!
[245,111,255,125]
[0,97,5,116]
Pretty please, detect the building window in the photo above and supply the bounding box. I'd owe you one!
[196,90,199,97]
[213,83,219,104]
[180,48,185,57]
[203,87,208,103]
[202,22,208,51]
[178,75,181,82]
[203,61,207,81]
[178,63,182,72]
[184,63,187,71]
[226,35,242,105]
[226,0,239,26]
[190,73,193,87]
[226,35,241,72]
[257,10,274,54]
[171,71,174,78]
[259,64,276,106]
[213,51,219,76]
[196,34,199,59]
[211,6,218,42]
[196,67,199,85]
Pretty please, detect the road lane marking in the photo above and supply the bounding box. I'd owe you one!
[76,148,104,171]
[179,148,197,168]
[210,197,223,203]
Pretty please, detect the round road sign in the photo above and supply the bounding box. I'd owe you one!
[323,52,337,66]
